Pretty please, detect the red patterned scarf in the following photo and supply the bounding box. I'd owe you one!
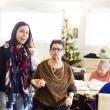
[5,44,32,109]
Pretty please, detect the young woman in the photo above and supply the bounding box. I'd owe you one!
[31,39,76,110]
[0,21,34,110]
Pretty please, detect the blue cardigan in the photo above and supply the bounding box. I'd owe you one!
[90,82,110,109]
[99,82,110,93]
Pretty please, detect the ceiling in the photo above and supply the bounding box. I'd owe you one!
[0,0,110,11]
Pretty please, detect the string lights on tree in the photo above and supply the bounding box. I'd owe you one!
[62,18,80,65]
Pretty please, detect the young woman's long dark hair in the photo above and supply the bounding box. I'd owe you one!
[8,21,34,48]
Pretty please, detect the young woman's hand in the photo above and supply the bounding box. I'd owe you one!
[31,79,46,88]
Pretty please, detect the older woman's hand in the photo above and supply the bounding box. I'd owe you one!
[65,96,73,107]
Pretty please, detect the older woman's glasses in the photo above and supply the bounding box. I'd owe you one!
[50,48,63,52]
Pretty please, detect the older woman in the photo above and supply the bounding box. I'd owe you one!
[31,39,76,110]
[89,60,110,82]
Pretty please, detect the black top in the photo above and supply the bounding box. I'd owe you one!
[0,46,6,91]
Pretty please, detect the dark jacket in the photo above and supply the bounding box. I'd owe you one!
[0,46,7,91]
[0,45,33,92]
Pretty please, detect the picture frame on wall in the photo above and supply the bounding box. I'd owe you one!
[73,28,78,38]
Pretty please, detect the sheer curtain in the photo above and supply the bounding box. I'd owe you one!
[0,11,63,44]
[85,9,110,48]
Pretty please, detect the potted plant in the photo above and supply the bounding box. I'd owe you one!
[99,47,108,59]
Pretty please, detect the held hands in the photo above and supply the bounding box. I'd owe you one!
[31,79,46,88]
[65,96,73,107]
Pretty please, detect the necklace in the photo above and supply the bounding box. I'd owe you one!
[50,60,64,80]
[52,68,56,72]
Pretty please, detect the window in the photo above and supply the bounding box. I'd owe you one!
[0,11,62,44]
[85,9,110,47]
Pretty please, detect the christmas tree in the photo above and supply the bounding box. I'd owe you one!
[62,18,80,65]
